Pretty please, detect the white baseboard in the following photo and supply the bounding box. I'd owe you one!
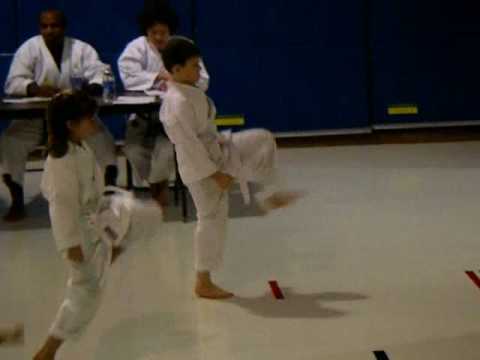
[274,127,372,138]
[274,121,480,137]
[373,120,480,130]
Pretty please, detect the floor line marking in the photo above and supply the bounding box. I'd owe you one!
[268,281,285,300]
[466,271,480,289]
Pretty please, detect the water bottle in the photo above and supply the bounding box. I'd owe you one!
[102,65,117,103]
[70,64,85,91]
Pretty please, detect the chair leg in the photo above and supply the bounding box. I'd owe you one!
[126,158,134,190]
[174,176,181,206]
[171,145,187,220]
[173,150,181,206]
[182,186,188,222]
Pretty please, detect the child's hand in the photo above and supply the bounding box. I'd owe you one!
[157,69,172,82]
[27,83,60,97]
[37,85,60,97]
[67,246,85,264]
[211,172,234,191]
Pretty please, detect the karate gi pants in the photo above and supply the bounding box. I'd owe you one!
[123,115,174,185]
[188,129,277,272]
[49,233,109,340]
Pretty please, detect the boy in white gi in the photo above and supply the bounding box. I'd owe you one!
[34,91,124,360]
[160,38,301,299]
[0,9,118,222]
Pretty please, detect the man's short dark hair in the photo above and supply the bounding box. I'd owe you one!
[138,0,179,34]
[40,9,68,28]
[162,37,201,73]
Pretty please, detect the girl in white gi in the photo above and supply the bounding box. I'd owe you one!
[118,0,209,206]
[34,91,123,360]
[160,38,301,299]
[0,9,118,222]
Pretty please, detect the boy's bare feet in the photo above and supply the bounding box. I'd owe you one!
[195,272,234,300]
[33,348,56,360]
[195,283,234,299]
[150,181,169,208]
[33,336,63,360]
[0,324,24,345]
[259,191,305,215]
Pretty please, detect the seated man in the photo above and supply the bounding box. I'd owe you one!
[0,9,118,222]
[118,0,209,206]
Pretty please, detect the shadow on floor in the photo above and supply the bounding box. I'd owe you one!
[226,288,369,319]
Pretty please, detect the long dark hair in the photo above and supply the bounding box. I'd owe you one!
[47,90,98,158]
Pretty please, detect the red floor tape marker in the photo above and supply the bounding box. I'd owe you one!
[268,281,285,300]
[466,271,480,289]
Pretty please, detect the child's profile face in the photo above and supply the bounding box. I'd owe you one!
[68,115,99,142]
[174,57,201,86]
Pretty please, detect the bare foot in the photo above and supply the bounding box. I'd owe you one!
[0,324,24,345]
[151,181,169,208]
[195,283,234,300]
[33,336,63,360]
[195,271,234,299]
[259,191,305,215]
[33,348,56,360]
[3,206,26,223]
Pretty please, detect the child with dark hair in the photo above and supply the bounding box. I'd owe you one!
[34,91,124,360]
[160,38,302,299]
[46,91,99,158]
[138,0,179,36]
[118,0,209,206]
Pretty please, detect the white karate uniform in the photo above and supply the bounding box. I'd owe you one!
[160,82,277,272]
[118,36,209,93]
[0,35,116,185]
[118,36,209,185]
[41,142,109,340]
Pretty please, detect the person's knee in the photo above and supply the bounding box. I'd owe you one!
[124,144,145,158]
[253,130,276,158]
[154,139,174,156]
[257,129,275,146]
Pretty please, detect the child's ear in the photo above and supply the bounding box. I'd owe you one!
[172,64,182,74]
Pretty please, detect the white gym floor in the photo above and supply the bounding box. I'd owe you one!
[1,141,479,359]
